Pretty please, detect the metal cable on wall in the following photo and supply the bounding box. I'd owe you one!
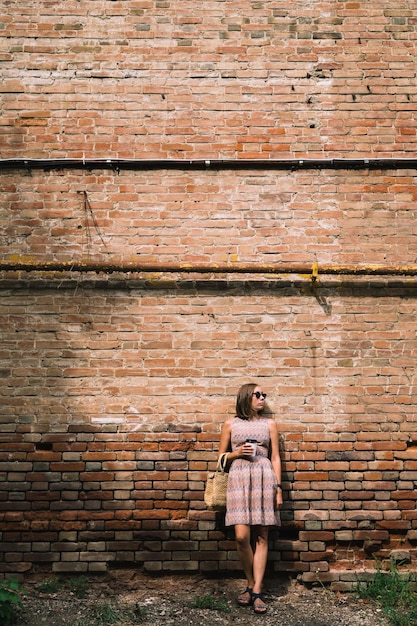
[2,157,417,171]
[1,260,417,278]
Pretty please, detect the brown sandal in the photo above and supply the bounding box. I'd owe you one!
[237,587,253,607]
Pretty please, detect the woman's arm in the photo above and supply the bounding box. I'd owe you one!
[218,418,232,456]
[269,419,283,507]
[218,418,252,463]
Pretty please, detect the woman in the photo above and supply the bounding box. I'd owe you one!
[218,382,283,615]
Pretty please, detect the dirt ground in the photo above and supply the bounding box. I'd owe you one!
[14,569,390,626]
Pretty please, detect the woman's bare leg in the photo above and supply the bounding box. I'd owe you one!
[234,524,255,590]
[252,526,269,594]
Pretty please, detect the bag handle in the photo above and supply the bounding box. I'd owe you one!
[216,452,229,472]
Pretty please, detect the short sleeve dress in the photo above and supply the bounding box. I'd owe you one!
[225,417,281,527]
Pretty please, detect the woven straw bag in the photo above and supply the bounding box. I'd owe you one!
[204,452,229,511]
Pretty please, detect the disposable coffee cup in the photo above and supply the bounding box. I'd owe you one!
[246,439,257,458]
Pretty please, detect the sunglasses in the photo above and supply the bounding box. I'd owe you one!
[252,392,267,399]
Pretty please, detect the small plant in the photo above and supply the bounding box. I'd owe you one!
[0,578,22,626]
[91,602,120,623]
[192,593,231,613]
[37,577,62,593]
[356,560,417,626]
[134,602,148,622]
[85,601,130,625]
[69,575,90,599]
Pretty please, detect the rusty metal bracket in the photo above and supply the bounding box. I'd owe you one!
[311,261,319,284]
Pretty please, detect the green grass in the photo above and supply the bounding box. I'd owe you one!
[0,578,22,626]
[36,575,90,598]
[356,561,417,626]
[69,575,90,599]
[191,593,231,613]
[78,601,135,626]
[36,577,62,593]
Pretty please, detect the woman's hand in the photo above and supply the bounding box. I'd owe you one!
[275,487,283,508]
[237,442,255,459]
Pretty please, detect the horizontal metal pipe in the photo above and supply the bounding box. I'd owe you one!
[2,259,417,277]
[2,157,417,171]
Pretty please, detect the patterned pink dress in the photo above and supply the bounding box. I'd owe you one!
[225,417,281,527]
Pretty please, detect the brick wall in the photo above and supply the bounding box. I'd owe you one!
[2,1,417,160]
[1,269,417,587]
[1,1,417,589]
